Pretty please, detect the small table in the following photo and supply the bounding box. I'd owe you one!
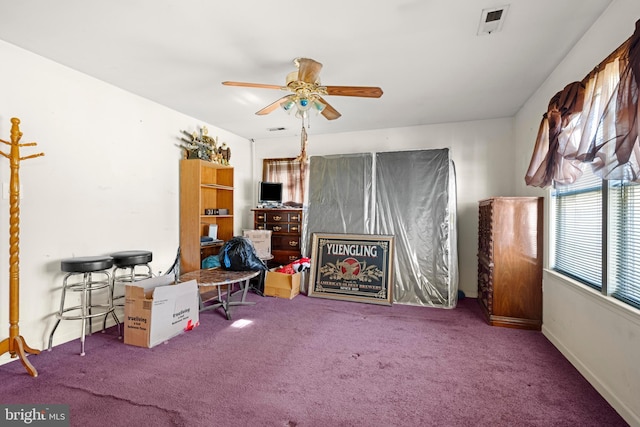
[179,268,261,320]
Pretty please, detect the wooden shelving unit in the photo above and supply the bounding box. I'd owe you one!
[180,159,234,274]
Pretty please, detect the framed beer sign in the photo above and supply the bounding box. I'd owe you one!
[308,233,394,305]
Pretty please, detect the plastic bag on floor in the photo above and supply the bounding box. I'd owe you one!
[218,236,268,295]
[218,236,268,272]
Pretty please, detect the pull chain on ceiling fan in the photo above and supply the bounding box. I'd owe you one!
[222,57,383,121]
[295,123,308,163]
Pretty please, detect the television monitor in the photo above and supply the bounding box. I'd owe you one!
[259,182,283,204]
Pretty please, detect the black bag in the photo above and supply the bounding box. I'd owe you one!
[218,236,268,271]
[218,236,268,294]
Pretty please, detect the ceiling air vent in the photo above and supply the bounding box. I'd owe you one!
[477,5,509,36]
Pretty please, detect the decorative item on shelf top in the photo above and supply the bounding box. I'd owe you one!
[177,125,230,165]
[218,142,231,164]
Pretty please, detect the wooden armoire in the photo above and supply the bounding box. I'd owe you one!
[477,197,543,330]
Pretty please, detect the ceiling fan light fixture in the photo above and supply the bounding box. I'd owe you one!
[294,109,308,120]
[223,57,382,123]
[296,97,312,111]
[281,99,296,113]
[312,99,326,113]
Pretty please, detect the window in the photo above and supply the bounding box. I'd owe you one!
[609,180,640,308]
[545,23,640,311]
[553,170,640,309]
[262,158,308,205]
[553,169,602,289]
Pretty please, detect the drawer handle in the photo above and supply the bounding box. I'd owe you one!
[291,215,300,221]
[289,241,299,247]
[257,226,265,230]
[273,226,282,232]
[257,215,265,221]
[288,255,298,261]
[273,215,282,221]
[291,226,299,232]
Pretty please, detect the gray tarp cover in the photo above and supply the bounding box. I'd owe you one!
[303,148,458,308]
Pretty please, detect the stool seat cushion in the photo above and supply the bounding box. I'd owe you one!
[61,256,114,273]
[110,250,153,267]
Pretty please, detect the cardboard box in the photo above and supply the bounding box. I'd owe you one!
[124,274,199,348]
[264,269,301,299]
[243,229,272,259]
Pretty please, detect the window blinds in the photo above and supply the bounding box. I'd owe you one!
[609,181,640,308]
[553,171,602,289]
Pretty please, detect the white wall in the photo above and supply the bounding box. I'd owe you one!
[4,4,638,423]
[0,40,252,365]
[513,1,640,425]
[252,118,516,298]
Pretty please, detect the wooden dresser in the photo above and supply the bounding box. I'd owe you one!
[477,197,543,330]
[252,208,303,266]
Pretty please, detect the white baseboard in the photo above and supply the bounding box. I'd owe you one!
[543,325,640,427]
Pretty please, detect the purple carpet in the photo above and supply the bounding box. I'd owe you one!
[0,295,628,426]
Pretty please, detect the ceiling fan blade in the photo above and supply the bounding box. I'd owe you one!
[325,85,383,98]
[255,96,292,115]
[222,81,284,90]
[318,97,341,120]
[296,58,323,84]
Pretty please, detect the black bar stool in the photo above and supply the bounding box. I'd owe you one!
[48,256,120,356]
[109,250,153,317]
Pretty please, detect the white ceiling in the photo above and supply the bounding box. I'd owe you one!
[0,0,612,141]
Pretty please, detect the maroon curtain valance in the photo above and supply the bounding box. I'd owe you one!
[525,19,640,188]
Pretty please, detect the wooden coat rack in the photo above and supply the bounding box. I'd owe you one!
[0,118,44,376]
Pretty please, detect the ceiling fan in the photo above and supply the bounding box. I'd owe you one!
[222,57,383,121]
